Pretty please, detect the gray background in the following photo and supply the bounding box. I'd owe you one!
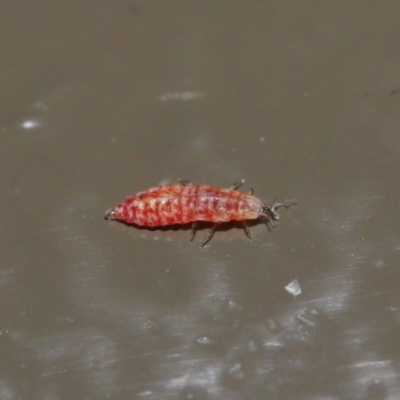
[1,2,400,399]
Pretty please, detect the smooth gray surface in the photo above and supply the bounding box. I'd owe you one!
[1,2,400,399]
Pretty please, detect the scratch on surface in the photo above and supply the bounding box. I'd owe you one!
[38,225,70,233]
[349,359,392,369]
[353,195,385,200]
[159,91,206,102]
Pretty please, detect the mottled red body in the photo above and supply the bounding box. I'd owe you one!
[106,184,264,226]
[105,183,294,247]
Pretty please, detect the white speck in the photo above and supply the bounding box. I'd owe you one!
[228,300,237,309]
[229,362,244,379]
[374,259,385,269]
[20,119,41,130]
[285,279,302,296]
[259,136,265,142]
[159,91,206,102]
[197,336,213,345]
[138,391,152,396]
[33,101,48,111]
[263,340,283,349]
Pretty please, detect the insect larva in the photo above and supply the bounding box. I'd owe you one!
[105,182,295,247]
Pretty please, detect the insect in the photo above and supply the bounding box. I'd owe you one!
[105,181,295,247]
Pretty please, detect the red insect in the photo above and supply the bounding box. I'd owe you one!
[105,182,295,247]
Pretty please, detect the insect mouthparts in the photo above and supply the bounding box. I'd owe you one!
[261,200,296,231]
[261,205,279,220]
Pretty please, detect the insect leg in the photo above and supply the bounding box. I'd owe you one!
[230,179,245,190]
[242,222,252,240]
[178,179,192,186]
[265,218,276,231]
[248,188,254,195]
[189,222,198,242]
[200,224,220,248]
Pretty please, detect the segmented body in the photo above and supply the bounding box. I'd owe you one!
[105,183,294,247]
[105,184,264,226]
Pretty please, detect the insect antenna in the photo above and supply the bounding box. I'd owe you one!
[270,200,297,212]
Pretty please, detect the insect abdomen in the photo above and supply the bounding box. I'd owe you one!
[108,184,264,226]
